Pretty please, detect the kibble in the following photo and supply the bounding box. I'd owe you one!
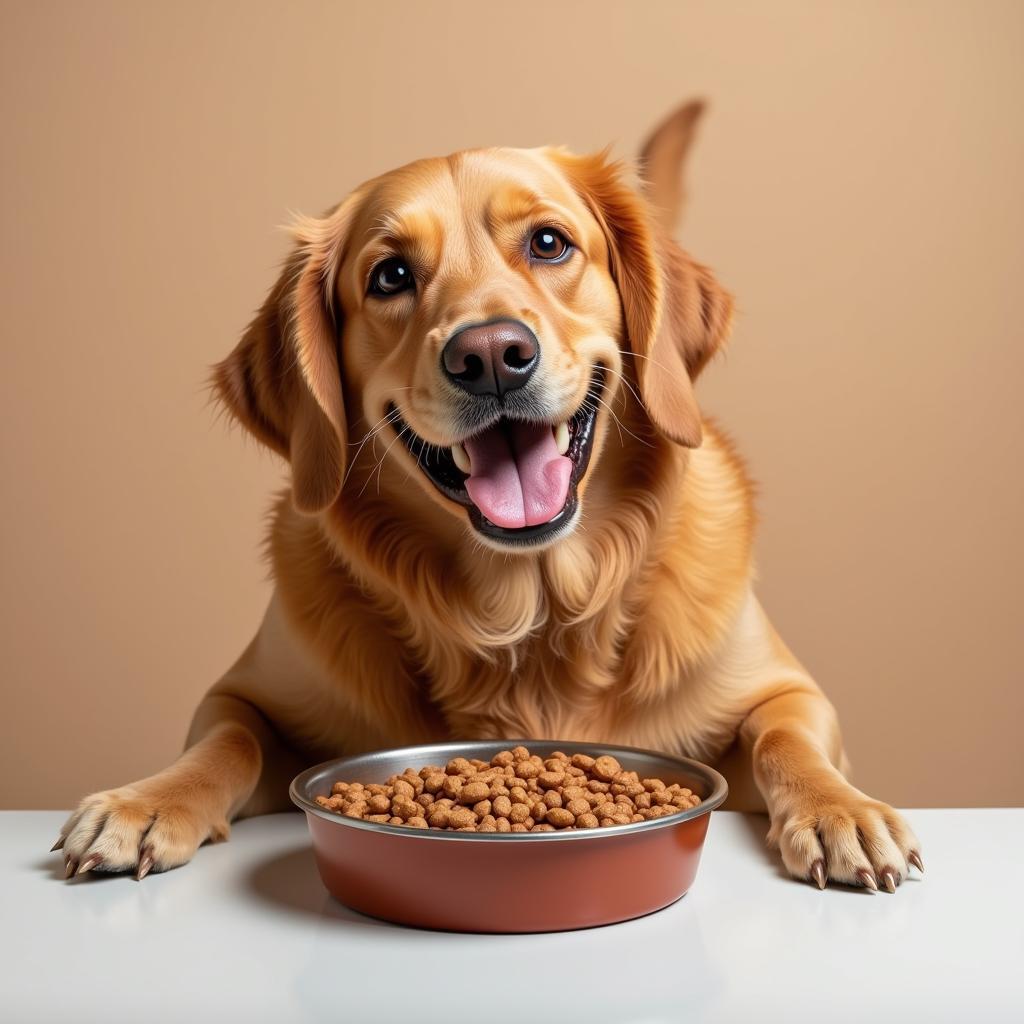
[315,746,702,833]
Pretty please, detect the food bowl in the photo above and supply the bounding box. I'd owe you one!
[290,739,728,933]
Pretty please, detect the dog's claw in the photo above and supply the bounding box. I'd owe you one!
[136,847,154,881]
[50,836,65,852]
[810,859,826,890]
[881,869,897,894]
[64,857,78,879]
[856,869,878,892]
[76,853,102,877]
[909,850,924,874]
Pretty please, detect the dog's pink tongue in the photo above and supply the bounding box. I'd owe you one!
[464,422,572,529]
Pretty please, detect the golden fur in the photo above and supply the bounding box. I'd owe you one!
[55,103,921,892]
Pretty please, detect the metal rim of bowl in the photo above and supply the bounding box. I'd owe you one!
[290,739,729,843]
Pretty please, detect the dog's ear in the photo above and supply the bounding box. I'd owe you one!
[552,150,733,448]
[212,202,353,514]
[638,98,705,230]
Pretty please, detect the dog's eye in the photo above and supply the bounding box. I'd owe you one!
[368,258,414,296]
[529,228,571,261]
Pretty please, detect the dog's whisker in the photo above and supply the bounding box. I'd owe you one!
[344,391,423,488]
[416,440,433,478]
[356,421,408,499]
[369,422,414,498]
[586,396,624,446]
[616,348,693,389]
[354,403,407,441]
[343,408,403,491]
[348,408,401,451]
[600,363,644,414]
[590,379,650,444]
[587,392,654,449]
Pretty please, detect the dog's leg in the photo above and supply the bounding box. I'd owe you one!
[53,692,300,879]
[738,689,923,892]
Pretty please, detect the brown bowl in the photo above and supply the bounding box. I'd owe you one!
[290,739,728,933]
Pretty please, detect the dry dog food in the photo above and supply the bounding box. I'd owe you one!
[315,746,701,833]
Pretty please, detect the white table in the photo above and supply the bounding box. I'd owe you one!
[2,810,1020,1023]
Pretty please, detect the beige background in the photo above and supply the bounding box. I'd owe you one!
[2,1,1021,809]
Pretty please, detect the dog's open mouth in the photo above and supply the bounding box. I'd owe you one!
[390,369,604,545]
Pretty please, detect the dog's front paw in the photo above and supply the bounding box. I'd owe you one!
[768,781,923,893]
[52,781,230,880]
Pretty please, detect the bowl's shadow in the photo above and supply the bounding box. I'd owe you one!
[242,843,395,928]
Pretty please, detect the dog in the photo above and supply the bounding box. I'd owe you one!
[54,101,922,893]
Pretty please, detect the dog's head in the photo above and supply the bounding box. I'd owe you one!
[215,110,732,552]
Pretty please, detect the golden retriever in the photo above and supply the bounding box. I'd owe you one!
[54,102,921,893]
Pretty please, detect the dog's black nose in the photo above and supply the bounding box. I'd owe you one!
[442,320,539,397]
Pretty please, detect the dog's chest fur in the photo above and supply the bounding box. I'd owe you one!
[265,429,756,764]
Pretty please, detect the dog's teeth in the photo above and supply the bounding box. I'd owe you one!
[451,443,471,474]
[555,421,570,455]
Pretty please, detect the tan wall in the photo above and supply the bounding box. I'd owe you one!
[2,1,1021,809]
